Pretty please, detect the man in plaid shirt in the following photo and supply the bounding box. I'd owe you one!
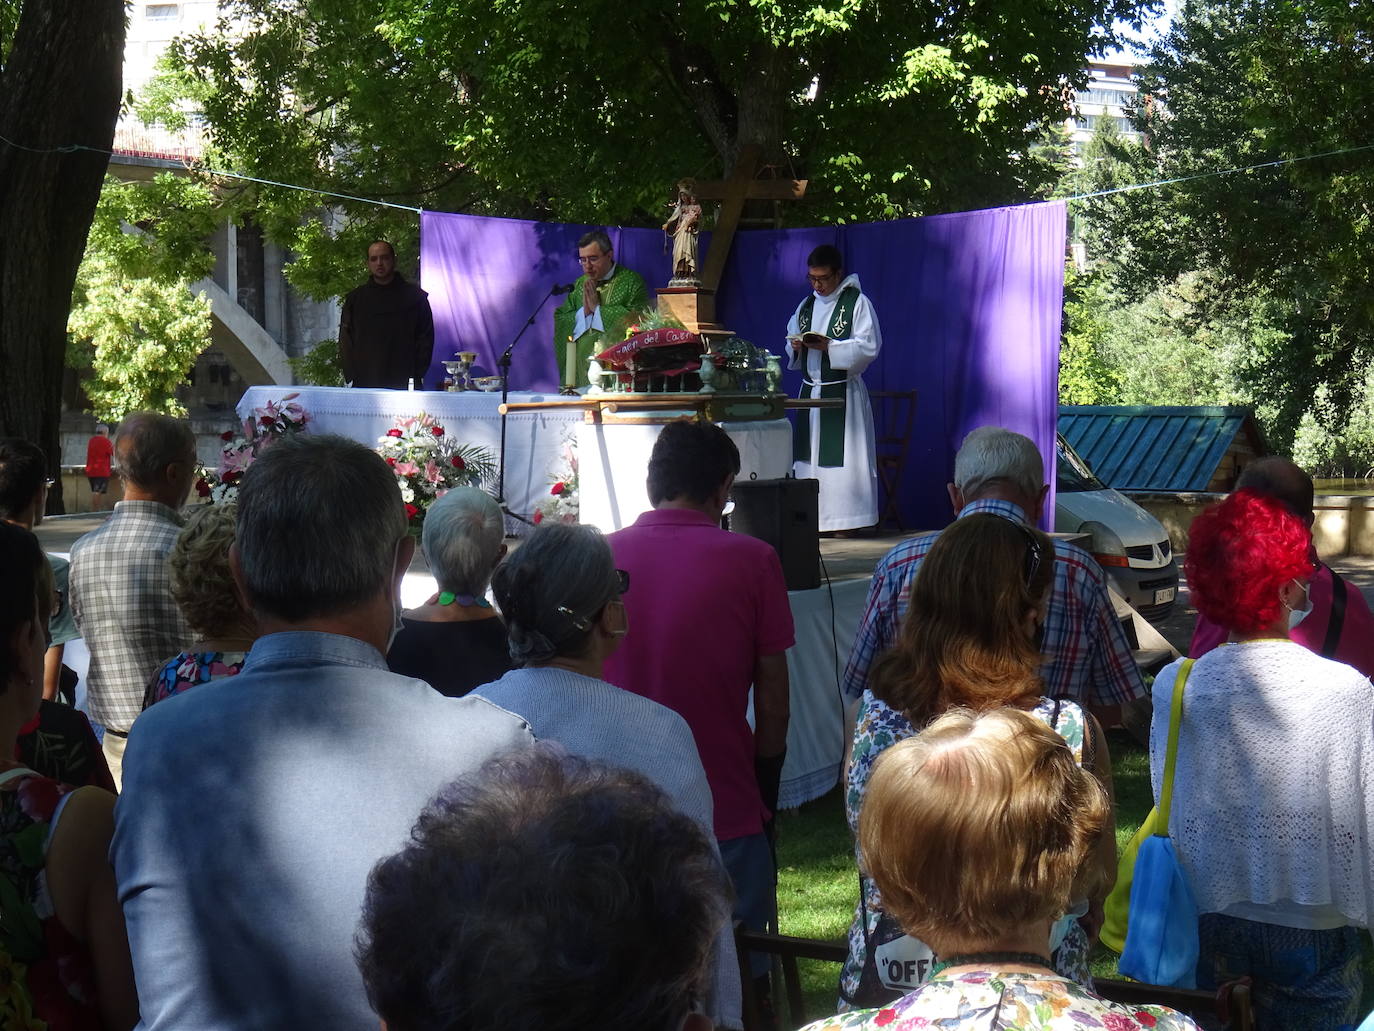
[70,412,197,786]
[844,426,1144,726]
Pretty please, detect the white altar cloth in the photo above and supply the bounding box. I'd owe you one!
[577,418,793,532]
[776,576,870,809]
[237,386,580,521]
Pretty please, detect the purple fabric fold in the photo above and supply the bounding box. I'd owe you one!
[420,202,1065,530]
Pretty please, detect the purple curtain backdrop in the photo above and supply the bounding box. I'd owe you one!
[419,202,1065,530]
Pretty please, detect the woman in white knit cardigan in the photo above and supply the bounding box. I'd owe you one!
[1153,489,1374,1031]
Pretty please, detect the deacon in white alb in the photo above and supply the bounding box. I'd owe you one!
[786,244,882,532]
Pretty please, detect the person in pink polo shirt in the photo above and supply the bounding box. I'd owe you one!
[604,419,795,989]
[1189,456,1374,676]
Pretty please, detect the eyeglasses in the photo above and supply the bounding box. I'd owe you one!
[1013,522,1043,588]
[555,569,630,631]
[807,271,838,286]
[578,253,610,265]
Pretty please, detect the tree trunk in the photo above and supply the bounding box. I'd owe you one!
[0,0,125,512]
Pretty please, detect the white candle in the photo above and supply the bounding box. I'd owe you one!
[565,335,576,387]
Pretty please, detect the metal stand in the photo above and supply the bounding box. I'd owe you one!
[497,282,570,521]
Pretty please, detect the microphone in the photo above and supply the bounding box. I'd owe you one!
[552,282,576,295]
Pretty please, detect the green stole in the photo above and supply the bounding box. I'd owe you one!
[793,285,858,467]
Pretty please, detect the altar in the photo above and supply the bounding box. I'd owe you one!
[237,385,581,520]
[239,385,798,532]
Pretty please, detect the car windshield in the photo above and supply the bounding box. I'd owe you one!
[1056,435,1106,493]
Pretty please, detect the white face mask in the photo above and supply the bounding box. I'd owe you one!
[1285,578,1313,630]
[1048,900,1089,954]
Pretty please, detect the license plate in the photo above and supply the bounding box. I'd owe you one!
[1153,587,1176,605]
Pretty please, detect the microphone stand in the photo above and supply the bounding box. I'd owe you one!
[497,282,573,522]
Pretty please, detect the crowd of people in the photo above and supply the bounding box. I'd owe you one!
[0,411,1371,1030]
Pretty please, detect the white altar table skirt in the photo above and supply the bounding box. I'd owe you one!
[776,576,870,810]
[576,418,793,532]
[236,386,579,522]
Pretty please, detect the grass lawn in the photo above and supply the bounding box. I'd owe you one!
[772,729,1162,1025]
[774,726,1374,1026]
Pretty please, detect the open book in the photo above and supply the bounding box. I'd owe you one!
[786,332,829,347]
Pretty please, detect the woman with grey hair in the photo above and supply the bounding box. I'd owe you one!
[387,487,513,697]
[475,523,742,1028]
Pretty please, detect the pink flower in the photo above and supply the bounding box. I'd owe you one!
[551,481,566,496]
[386,428,404,438]
[424,460,442,485]
[394,461,420,478]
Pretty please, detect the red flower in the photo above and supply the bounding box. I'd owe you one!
[259,415,274,426]
[195,478,211,498]
[405,503,419,520]
[873,1009,897,1027]
[533,509,544,524]
[385,457,397,467]
[431,425,445,437]
[220,430,234,441]
[386,428,404,438]
[1134,1014,1158,1028]
[451,455,465,470]
[551,481,566,496]
[18,776,62,822]
[223,471,241,484]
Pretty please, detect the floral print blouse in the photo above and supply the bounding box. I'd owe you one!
[801,969,1201,1030]
[841,693,1092,1008]
[144,649,249,709]
[0,768,103,1028]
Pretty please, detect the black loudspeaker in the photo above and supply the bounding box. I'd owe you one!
[729,477,820,591]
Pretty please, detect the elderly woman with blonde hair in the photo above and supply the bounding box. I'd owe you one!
[144,503,256,707]
[802,708,1199,1031]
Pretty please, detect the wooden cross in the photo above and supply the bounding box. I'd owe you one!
[689,145,807,292]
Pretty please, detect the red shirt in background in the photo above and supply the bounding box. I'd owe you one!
[1189,561,1374,677]
[605,508,795,841]
[85,434,113,477]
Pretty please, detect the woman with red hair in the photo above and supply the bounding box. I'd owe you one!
[1155,489,1373,1030]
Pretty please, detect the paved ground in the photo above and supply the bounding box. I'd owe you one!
[38,513,1374,656]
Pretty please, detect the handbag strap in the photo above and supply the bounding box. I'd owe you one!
[1155,658,1195,834]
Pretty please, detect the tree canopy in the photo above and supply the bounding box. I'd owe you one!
[1070,0,1374,465]
[142,0,1155,299]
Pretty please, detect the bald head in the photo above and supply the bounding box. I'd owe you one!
[1236,457,1314,526]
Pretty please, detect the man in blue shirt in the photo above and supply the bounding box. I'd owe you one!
[112,434,533,1029]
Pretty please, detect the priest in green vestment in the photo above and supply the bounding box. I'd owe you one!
[553,230,650,388]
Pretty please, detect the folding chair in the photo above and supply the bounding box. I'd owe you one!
[868,390,916,532]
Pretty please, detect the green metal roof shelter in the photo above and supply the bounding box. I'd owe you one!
[1058,405,1268,493]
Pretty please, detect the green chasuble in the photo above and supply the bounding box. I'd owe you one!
[552,265,650,386]
[793,285,859,467]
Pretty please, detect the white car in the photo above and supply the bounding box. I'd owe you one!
[1055,433,1179,624]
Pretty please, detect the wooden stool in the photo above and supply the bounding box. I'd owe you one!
[870,390,917,532]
